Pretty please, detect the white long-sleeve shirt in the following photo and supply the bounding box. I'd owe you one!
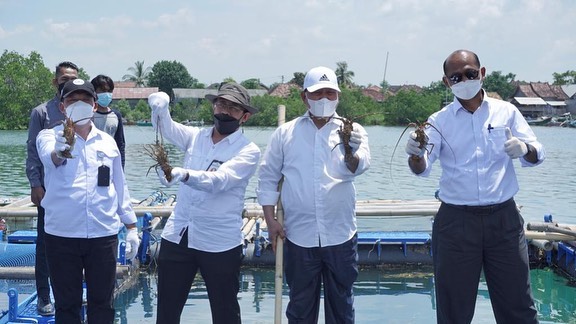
[417,91,545,206]
[152,111,260,252]
[36,123,137,238]
[257,112,371,248]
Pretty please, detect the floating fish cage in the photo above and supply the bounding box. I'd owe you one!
[527,214,576,284]
[2,192,576,322]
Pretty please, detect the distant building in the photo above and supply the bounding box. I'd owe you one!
[510,82,568,117]
[268,83,302,98]
[112,87,159,107]
[561,84,576,114]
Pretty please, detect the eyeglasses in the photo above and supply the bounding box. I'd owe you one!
[448,69,480,84]
[214,99,245,114]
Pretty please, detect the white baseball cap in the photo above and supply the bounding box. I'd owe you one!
[303,66,341,93]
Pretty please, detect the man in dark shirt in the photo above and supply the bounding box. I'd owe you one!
[25,61,79,316]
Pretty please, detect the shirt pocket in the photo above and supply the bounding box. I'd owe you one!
[486,127,508,161]
[96,147,118,169]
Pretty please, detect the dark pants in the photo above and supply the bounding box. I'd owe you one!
[156,235,243,324]
[432,199,539,324]
[284,234,358,324]
[45,234,118,324]
[35,205,51,300]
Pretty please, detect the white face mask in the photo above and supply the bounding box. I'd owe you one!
[307,97,339,117]
[450,79,482,100]
[65,101,94,125]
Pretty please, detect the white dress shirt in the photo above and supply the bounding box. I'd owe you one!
[36,123,137,238]
[257,112,371,248]
[418,91,545,206]
[153,114,260,253]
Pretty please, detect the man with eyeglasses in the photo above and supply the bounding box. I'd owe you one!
[148,82,261,324]
[405,49,543,323]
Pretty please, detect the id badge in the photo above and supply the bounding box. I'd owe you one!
[206,160,224,172]
[97,165,110,187]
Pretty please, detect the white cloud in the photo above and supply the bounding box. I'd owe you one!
[0,0,574,86]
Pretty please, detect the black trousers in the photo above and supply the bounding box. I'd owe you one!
[35,205,51,300]
[284,234,358,324]
[432,199,539,324]
[45,234,118,324]
[156,235,243,324]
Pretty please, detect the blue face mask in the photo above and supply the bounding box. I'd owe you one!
[97,92,113,107]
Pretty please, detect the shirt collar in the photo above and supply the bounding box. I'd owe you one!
[448,89,487,116]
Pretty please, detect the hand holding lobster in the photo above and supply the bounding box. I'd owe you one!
[405,126,429,161]
[55,129,74,159]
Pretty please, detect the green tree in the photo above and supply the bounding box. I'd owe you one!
[552,70,576,85]
[337,88,384,125]
[335,61,355,88]
[123,60,151,87]
[114,99,133,123]
[483,71,516,100]
[147,60,197,100]
[384,90,442,126]
[77,67,90,81]
[290,72,305,87]
[0,50,53,129]
[241,78,263,89]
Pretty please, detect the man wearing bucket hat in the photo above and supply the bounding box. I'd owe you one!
[257,66,371,323]
[148,82,261,324]
[36,79,139,323]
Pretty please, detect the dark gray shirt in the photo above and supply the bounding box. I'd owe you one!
[26,96,65,188]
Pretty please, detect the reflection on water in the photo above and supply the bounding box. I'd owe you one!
[2,126,576,323]
[102,268,576,323]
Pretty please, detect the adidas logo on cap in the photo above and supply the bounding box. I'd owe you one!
[319,74,330,82]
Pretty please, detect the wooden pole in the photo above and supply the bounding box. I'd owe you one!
[274,178,285,324]
[275,104,286,324]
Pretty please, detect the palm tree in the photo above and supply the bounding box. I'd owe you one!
[122,60,151,87]
[335,61,355,89]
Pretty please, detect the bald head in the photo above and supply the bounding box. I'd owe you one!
[443,50,481,75]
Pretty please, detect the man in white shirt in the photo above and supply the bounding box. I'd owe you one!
[148,82,261,324]
[405,49,543,324]
[36,79,140,323]
[257,66,371,323]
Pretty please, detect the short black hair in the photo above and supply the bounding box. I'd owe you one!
[55,61,78,77]
[91,74,115,91]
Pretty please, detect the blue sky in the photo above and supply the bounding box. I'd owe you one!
[1,0,574,87]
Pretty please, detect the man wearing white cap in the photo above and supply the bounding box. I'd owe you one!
[257,66,371,323]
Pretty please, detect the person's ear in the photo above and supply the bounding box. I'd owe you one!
[240,112,250,124]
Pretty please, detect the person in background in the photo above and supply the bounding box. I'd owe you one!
[405,49,543,323]
[91,74,126,168]
[36,79,140,323]
[257,66,371,323]
[25,61,78,316]
[148,82,261,324]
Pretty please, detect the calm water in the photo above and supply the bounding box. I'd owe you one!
[1,125,576,323]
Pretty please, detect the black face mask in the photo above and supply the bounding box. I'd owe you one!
[213,113,241,135]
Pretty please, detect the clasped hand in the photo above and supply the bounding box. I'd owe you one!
[341,129,362,156]
[54,130,72,159]
[405,131,426,157]
[156,167,188,187]
[148,92,170,112]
